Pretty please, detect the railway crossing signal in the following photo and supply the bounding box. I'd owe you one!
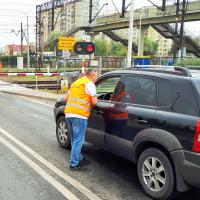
[73,42,95,55]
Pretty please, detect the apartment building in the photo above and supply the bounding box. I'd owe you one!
[98,27,171,56]
[147,26,172,56]
[41,0,99,42]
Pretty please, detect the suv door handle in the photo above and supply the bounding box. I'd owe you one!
[93,110,103,115]
[135,119,148,124]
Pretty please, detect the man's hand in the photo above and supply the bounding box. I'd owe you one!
[64,94,68,103]
[90,96,98,106]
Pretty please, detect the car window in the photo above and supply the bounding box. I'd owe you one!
[158,79,173,107]
[173,94,198,116]
[96,76,121,96]
[158,79,199,116]
[121,76,157,106]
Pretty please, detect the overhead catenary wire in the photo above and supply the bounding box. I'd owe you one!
[110,0,120,14]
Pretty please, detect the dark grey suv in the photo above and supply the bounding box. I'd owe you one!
[54,67,200,200]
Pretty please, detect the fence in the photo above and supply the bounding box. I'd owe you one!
[0,56,30,68]
[1,56,200,71]
[40,57,126,72]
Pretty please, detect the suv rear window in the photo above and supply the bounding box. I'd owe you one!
[159,79,199,116]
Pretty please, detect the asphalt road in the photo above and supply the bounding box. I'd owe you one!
[0,92,199,200]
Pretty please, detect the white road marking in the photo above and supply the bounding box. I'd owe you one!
[19,96,54,108]
[0,127,102,200]
[0,80,27,91]
[0,136,80,200]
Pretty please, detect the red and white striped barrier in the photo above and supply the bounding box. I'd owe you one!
[0,73,63,77]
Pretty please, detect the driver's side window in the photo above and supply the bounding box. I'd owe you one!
[96,76,121,101]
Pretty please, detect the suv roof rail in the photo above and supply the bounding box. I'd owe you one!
[174,66,192,77]
[128,66,192,77]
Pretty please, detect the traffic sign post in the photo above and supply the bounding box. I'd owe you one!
[81,60,87,76]
[61,80,68,92]
[58,37,76,51]
[56,60,61,94]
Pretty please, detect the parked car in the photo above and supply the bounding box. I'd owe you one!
[54,66,200,200]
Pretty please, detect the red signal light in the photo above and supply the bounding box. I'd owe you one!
[73,42,95,55]
[87,44,94,52]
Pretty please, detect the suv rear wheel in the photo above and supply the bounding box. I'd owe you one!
[137,148,176,200]
[56,116,71,149]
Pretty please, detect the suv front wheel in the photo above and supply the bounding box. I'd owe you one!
[137,148,176,200]
[56,116,71,149]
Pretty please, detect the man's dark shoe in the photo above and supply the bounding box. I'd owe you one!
[79,158,90,165]
[69,164,88,171]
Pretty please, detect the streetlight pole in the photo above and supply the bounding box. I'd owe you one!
[27,16,30,69]
[127,0,134,68]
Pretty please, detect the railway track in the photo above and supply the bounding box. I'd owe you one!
[10,81,59,85]
[10,81,61,90]
[24,85,61,90]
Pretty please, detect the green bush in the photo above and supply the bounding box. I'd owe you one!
[176,58,200,67]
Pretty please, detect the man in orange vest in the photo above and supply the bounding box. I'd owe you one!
[64,69,98,171]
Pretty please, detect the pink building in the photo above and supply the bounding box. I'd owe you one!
[5,44,35,56]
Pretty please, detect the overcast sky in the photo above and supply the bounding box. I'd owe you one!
[0,0,199,48]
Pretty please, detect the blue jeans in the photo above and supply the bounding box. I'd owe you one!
[65,117,87,167]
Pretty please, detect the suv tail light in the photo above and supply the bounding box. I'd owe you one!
[193,119,200,153]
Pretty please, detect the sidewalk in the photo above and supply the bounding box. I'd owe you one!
[0,81,63,101]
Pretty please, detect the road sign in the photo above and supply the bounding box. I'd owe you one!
[90,60,99,67]
[17,57,23,69]
[61,80,68,92]
[58,37,76,51]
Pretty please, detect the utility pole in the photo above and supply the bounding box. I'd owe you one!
[89,0,93,24]
[36,5,41,71]
[121,0,126,17]
[27,16,30,69]
[127,0,134,68]
[52,0,55,31]
[21,23,23,57]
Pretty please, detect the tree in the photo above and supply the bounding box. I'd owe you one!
[111,42,127,56]
[144,37,159,55]
[94,39,128,56]
[94,39,110,56]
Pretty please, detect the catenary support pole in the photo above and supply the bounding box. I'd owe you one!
[27,16,30,69]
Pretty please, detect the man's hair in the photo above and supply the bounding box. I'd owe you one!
[85,69,98,76]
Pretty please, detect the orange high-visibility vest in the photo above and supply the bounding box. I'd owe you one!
[64,76,91,118]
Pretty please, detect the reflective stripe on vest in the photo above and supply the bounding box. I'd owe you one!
[65,104,91,112]
[67,97,90,106]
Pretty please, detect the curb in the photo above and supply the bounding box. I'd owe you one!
[1,91,58,101]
